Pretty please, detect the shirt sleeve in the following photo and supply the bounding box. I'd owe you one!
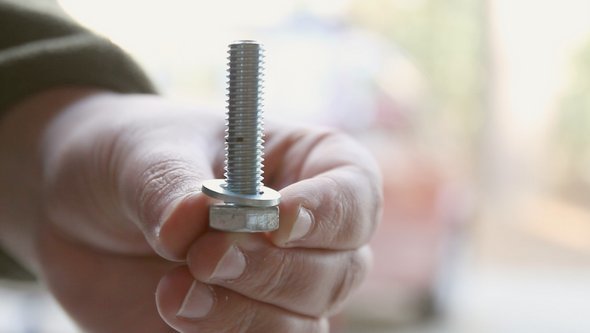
[0,0,157,281]
[0,0,156,114]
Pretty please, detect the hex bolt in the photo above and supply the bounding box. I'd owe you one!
[201,40,281,232]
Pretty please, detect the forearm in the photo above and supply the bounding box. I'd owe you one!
[0,0,156,279]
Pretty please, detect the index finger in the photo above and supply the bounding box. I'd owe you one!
[267,129,382,250]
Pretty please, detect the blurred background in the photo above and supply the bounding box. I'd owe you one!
[2,0,590,332]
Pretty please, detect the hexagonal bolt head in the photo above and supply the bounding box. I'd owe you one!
[209,204,279,232]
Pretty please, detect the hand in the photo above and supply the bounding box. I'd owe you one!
[0,88,382,332]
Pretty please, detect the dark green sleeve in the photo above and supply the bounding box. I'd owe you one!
[0,0,157,280]
[0,0,157,114]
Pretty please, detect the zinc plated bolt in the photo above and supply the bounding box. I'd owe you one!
[201,40,281,232]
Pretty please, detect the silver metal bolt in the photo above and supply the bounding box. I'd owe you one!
[201,40,281,232]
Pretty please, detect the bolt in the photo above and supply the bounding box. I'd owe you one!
[201,40,281,232]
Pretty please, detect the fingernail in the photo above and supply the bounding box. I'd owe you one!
[288,207,313,243]
[210,245,246,281]
[176,281,214,319]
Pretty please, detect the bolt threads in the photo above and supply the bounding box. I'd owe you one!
[224,41,265,195]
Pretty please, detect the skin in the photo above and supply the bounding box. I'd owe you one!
[0,87,382,333]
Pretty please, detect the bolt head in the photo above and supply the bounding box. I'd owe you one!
[209,204,279,232]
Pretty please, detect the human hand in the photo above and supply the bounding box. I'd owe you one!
[1,89,382,332]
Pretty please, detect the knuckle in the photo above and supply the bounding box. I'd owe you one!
[255,250,296,300]
[366,168,384,235]
[134,157,198,223]
[239,309,326,333]
[237,308,267,333]
[322,175,366,247]
[338,168,383,247]
[327,248,371,314]
[189,294,322,333]
[317,176,349,234]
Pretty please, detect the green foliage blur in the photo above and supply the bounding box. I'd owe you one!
[555,39,590,194]
[350,0,486,148]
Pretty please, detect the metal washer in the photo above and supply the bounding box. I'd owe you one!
[201,179,281,207]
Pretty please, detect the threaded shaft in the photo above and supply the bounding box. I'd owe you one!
[224,40,265,195]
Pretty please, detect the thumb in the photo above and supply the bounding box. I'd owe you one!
[43,93,218,261]
[118,142,213,261]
